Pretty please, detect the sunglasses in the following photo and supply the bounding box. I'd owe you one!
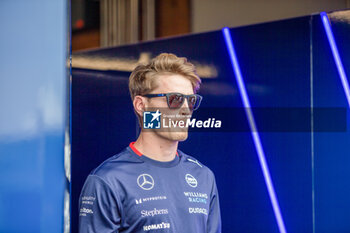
[143,92,203,111]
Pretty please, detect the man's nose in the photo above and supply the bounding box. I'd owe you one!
[182,97,189,108]
[180,98,192,115]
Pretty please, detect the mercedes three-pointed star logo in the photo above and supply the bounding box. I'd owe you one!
[137,174,155,190]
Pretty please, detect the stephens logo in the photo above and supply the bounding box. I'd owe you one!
[185,174,198,188]
[141,208,168,217]
[143,110,161,129]
[137,174,155,190]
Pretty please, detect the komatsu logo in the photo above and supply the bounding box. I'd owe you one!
[143,222,170,231]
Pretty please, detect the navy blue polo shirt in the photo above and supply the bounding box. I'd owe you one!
[79,142,221,232]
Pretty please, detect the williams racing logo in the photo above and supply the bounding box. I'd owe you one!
[184,192,208,204]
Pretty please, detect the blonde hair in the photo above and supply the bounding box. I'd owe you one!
[129,53,201,125]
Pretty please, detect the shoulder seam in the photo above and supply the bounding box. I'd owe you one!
[179,150,206,168]
[186,158,203,168]
[89,174,114,189]
[91,154,118,175]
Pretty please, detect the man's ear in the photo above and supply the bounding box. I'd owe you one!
[133,95,147,118]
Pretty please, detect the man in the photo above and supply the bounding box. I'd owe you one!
[79,53,221,232]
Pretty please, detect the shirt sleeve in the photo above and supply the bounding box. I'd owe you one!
[79,175,122,233]
[207,172,222,233]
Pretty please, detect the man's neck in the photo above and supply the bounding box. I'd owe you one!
[133,132,178,162]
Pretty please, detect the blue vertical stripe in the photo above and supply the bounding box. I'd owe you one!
[222,27,287,233]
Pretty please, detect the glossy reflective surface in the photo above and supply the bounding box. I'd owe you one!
[314,11,350,232]
[0,1,68,232]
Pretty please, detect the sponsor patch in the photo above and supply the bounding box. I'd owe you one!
[137,174,155,190]
[135,196,167,205]
[184,192,208,204]
[141,208,169,217]
[185,174,198,188]
[80,207,93,216]
[189,207,208,215]
[143,222,170,231]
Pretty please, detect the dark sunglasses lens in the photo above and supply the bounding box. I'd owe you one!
[168,93,184,108]
[193,95,202,110]
[188,95,197,110]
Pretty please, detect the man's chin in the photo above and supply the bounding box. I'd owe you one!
[157,131,188,142]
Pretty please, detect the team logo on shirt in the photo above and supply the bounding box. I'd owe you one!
[184,192,208,204]
[185,174,198,188]
[141,208,169,217]
[189,207,208,215]
[135,195,167,205]
[80,207,93,216]
[143,222,170,231]
[137,174,155,190]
